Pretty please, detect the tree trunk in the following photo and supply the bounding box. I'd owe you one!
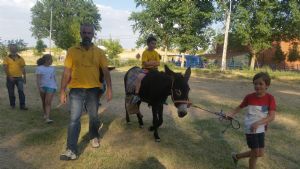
[181,53,185,68]
[250,53,256,70]
[221,0,232,71]
[163,47,168,62]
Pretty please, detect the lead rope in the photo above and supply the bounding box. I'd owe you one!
[191,104,240,133]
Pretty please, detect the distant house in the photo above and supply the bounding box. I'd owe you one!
[258,41,300,70]
[202,44,249,68]
[203,41,300,70]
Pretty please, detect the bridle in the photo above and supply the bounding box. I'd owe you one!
[170,78,192,107]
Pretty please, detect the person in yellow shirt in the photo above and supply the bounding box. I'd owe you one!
[3,44,28,110]
[59,23,112,161]
[132,36,160,104]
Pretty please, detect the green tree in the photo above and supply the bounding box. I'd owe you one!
[273,43,286,63]
[130,0,214,61]
[229,0,300,69]
[31,0,101,50]
[35,39,47,54]
[231,0,277,70]
[288,43,300,62]
[273,0,300,41]
[0,39,27,59]
[99,38,123,60]
[0,38,7,59]
[7,39,27,52]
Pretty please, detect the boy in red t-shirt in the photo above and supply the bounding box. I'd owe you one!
[227,72,276,169]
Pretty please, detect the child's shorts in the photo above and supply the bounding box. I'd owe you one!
[41,87,57,93]
[246,133,265,149]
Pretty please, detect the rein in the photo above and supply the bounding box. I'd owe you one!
[191,104,240,133]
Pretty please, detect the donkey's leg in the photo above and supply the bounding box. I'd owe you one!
[150,106,160,142]
[125,100,130,124]
[136,101,144,128]
[157,104,163,127]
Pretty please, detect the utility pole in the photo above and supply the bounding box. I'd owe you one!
[49,6,53,54]
[221,0,232,71]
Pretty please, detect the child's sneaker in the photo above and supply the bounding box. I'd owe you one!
[60,149,77,161]
[90,138,100,148]
[131,95,140,104]
[45,119,53,124]
[231,152,238,166]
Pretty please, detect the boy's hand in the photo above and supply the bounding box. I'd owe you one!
[225,112,234,120]
[60,91,67,104]
[106,88,112,102]
[250,122,260,133]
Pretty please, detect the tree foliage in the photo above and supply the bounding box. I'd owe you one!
[31,0,101,50]
[129,0,214,53]
[35,39,47,54]
[273,43,286,63]
[0,38,7,59]
[98,38,123,60]
[0,38,27,59]
[228,0,300,69]
[7,39,28,52]
[273,0,300,41]
[288,43,300,62]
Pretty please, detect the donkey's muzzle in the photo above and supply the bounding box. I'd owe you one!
[177,104,188,118]
[178,111,187,118]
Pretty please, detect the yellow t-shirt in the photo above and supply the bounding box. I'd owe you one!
[141,49,160,69]
[2,55,25,77]
[64,45,108,88]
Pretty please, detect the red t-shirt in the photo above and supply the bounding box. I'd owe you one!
[239,93,276,133]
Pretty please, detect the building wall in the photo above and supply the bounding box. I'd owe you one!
[258,41,300,70]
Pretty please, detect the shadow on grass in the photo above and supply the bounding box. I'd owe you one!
[77,105,120,156]
[108,107,238,169]
[128,156,166,169]
[0,147,35,169]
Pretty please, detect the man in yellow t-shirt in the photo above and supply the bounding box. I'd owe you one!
[132,36,160,104]
[2,44,28,110]
[59,23,112,161]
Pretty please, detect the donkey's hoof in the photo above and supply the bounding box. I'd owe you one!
[155,138,161,142]
[139,125,144,129]
[148,126,154,131]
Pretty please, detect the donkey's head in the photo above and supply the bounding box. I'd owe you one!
[165,65,191,118]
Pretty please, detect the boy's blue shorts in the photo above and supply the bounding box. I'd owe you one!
[246,133,265,149]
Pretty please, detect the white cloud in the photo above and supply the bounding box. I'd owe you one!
[0,1,137,49]
[0,0,35,8]
[96,4,137,49]
[0,0,34,45]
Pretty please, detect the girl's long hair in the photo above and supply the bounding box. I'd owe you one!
[37,54,52,66]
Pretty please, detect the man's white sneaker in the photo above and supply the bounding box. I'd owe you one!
[60,149,77,161]
[231,152,238,166]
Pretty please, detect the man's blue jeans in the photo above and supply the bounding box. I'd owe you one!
[6,77,26,107]
[67,88,101,153]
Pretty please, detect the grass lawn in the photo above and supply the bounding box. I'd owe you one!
[0,65,299,169]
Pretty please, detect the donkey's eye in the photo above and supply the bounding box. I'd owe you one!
[175,89,182,96]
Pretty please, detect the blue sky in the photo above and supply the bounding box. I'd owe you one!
[94,0,137,11]
[0,0,140,49]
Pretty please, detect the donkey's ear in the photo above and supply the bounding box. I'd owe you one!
[184,67,191,82]
[165,65,174,75]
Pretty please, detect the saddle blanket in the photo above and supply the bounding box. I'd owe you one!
[125,67,143,94]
